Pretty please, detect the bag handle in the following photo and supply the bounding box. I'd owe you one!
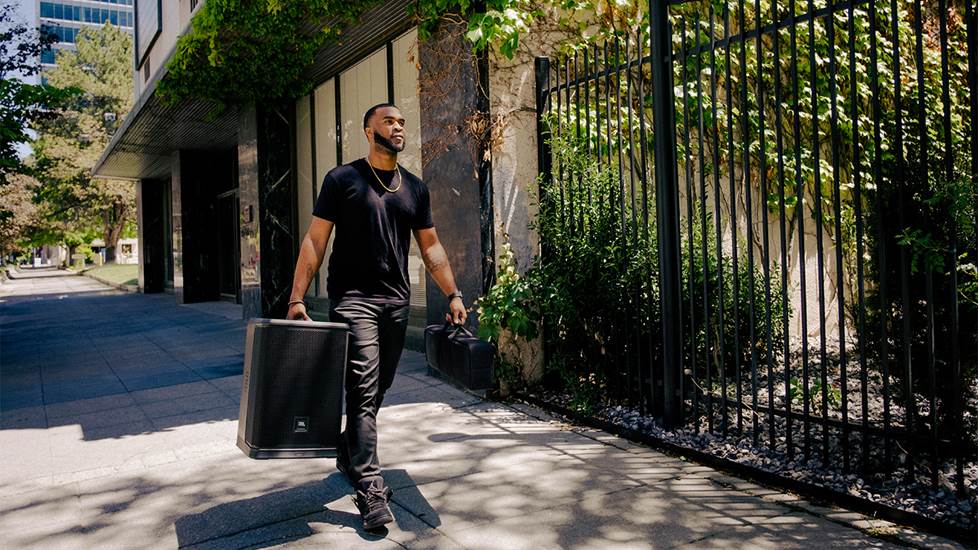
[443,320,474,338]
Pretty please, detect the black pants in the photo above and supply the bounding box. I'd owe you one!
[328,298,410,487]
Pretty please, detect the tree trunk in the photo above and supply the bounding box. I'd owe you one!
[102,199,128,264]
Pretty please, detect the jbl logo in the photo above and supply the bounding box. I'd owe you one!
[293,416,310,433]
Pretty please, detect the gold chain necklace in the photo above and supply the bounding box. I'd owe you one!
[367,159,402,193]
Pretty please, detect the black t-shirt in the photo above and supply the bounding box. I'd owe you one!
[312,158,433,304]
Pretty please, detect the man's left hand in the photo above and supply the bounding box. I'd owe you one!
[445,297,467,325]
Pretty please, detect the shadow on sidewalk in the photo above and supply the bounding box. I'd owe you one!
[173,469,437,548]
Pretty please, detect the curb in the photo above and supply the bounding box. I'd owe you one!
[81,271,140,293]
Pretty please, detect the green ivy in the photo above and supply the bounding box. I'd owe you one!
[157,0,382,109]
[484,122,787,400]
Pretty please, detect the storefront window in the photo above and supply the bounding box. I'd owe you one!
[294,28,426,316]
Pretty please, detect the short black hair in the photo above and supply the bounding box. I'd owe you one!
[363,103,398,129]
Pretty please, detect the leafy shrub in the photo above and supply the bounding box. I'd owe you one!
[481,129,786,407]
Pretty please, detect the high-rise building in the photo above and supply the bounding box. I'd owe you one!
[37,0,133,77]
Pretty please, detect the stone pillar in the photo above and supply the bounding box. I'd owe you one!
[419,18,494,329]
[238,104,261,318]
[237,102,297,320]
[136,179,166,293]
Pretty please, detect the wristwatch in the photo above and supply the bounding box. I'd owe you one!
[448,290,463,302]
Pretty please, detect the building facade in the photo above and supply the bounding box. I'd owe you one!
[92,0,535,356]
[37,0,133,76]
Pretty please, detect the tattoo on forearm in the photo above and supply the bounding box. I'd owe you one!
[427,256,448,272]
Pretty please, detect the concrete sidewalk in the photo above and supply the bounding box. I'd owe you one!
[0,271,961,549]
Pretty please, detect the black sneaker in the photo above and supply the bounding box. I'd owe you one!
[353,478,394,530]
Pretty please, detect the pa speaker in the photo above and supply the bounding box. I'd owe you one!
[236,318,349,459]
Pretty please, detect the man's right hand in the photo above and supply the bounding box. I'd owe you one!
[287,303,312,321]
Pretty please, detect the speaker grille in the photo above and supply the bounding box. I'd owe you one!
[240,320,348,454]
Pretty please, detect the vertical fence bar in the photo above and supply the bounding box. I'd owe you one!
[637,28,651,239]
[937,0,956,497]
[536,57,553,236]
[695,14,714,434]
[827,0,850,473]
[724,5,744,436]
[891,0,915,482]
[626,33,638,245]
[616,37,627,236]
[709,7,728,438]
[809,1,831,467]
[910,0,936,489]
[637,27,653,417]
[574,52,584,237]
[625,33,641,410]
[564,59,574,230]
[790,0,812,461]
[938,0,955,492]
[584,47,592,225]
[650,0,683,428]
[891,0,915,484]
[848,0,868,473]
[602,39,621,401]
[554,57,565,230]
[614,36,632,406]
[754,0,776,452]
[739,0,760,446]
[772,0,792,459]
[681,16,699,431]
[952,2,978,496]
[961,0,977,497]
[868,0,891,472]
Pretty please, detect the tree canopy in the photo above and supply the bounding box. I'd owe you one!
[16,23,136,260]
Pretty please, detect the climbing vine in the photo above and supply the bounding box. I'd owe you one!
[157,0,383,109]
[157,0,645,109]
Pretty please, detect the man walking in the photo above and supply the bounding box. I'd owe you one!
[286,103,466,530]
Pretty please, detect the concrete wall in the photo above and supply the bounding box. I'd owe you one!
[134,0,196,99]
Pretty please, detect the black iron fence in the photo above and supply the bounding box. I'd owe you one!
[533,0,977,505]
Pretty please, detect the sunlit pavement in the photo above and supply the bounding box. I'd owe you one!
[0,269,960,549]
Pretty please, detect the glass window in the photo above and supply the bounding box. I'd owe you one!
[392,29,421,178]
[41,49,55,64]
[313,79,337,297]
[339,48,387,165]
[391,29,426,310]
[54,4,63,18]
[309,34,425,312]
[40,3,53,18]
[111,11,118,24]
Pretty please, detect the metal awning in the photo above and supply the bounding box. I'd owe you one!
[93,0,414,181]
[91,58,240,180]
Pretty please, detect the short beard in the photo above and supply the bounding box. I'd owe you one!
[373,133,404,153]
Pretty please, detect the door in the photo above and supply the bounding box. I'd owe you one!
[216,189,241,302]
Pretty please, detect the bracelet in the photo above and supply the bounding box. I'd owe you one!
[448,291,463,301]
[287,299,305,307]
